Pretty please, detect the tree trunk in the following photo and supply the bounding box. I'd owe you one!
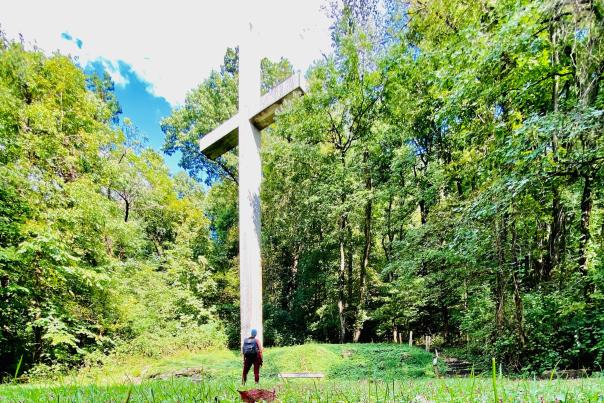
[463,279,469,347]
[382,194,394,262]
[495,218,507,333]
[414,164,429,225]
[545,186,563,279]
[152,237,163,258]
[353,151,372,343]
[282,247,300,310]
[544,4,563,280]
[419,199,428,225]
[32,315,42,362]
[511,219,526,348]
[442,304,450,344]
[347,228,354,304]
[32,262,43,363]
[578,175,593,274]
[338,213,347,344]
[455,177,463,196]
[512,272,526,348]
[116,191,130,223]
[600,213,604,250]
[291,248,299,293]
[124,198,130,222]
[495,272,505,334]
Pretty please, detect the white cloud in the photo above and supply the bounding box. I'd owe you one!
[99,59,129,87]
[1,0,333,105]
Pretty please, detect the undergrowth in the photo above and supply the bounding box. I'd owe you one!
[1,344,603,402]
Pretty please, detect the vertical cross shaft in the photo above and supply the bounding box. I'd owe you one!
[238,22,263,345]
[199,20,305,347]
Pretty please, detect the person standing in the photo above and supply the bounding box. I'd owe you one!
[242,328,263,384]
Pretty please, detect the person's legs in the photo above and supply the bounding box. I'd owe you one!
[253,358,260,383]
[242,357,253,384]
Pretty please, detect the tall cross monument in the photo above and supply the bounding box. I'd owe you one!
[199,22,305,344]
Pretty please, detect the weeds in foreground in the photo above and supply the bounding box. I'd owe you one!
[1,376,603,402]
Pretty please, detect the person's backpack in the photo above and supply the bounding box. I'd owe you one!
[242,337,258,358]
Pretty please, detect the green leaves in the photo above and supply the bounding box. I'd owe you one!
[161,50,294,184]
[0,38,222,376]
[255,0,604,371]
[1,0,603,377]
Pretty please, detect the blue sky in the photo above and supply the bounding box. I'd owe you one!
[85,59,181,172]
[2,0,332,175]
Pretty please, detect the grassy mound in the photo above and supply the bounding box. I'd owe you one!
[66,343,432,384]
[263,344,433,380]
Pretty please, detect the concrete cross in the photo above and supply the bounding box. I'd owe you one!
[198,22,305,344]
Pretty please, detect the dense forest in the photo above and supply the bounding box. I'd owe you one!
[1,0,603,379]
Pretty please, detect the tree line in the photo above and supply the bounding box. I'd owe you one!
[1,0,603,377]
[165,0,603,372]
[0,34,224,378]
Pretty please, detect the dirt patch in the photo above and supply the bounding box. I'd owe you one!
[341,350,354,358]
[148,367,207,381]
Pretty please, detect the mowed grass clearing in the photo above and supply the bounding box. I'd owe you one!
[1,344,602,402]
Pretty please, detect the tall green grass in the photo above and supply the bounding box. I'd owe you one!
[1,376,602,402]
[11,355,23,384]
[1,344,602,402]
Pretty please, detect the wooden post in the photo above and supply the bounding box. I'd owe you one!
[238,21,263,345]
[408,331,413,348]
[425,335,431,352]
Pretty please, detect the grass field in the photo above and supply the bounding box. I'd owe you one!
[1,344,602,402]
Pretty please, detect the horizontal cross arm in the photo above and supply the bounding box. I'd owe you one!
[199,72,307,160]
[198,114,240,160]
[252,72,307,130]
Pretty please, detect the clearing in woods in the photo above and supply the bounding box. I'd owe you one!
[1,344,603,402]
